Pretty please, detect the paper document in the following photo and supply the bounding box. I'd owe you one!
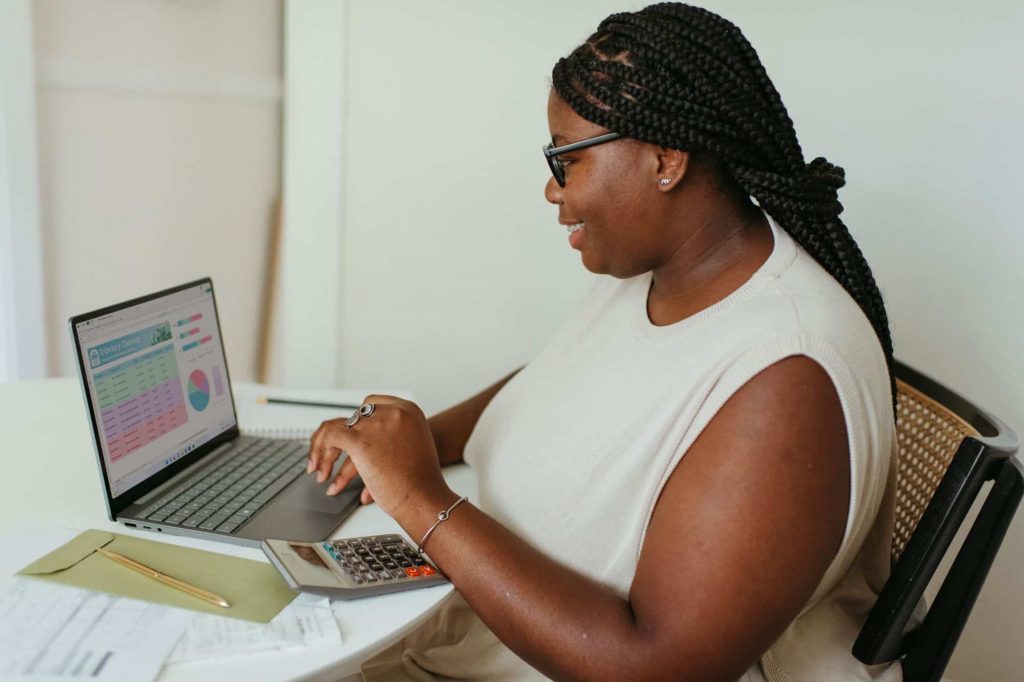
[166,595,341,664]
[0,579,191,681]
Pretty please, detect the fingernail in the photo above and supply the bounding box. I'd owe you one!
[306,460,314,474]
[317,472,326,483]
[326,484,337,495]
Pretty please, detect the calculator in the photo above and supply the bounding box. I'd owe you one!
[261,534,448,600]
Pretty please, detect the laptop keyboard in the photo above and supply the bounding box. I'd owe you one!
[135,438,308,534]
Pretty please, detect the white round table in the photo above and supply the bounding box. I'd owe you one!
[0,377,475,681]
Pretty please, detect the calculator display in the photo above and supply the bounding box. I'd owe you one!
[289,543,329,569]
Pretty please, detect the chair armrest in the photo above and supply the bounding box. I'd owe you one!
[900,457,1023,679]
[853,439,994,664]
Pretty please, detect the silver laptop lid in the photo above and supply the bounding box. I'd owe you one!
[69,278,241,518]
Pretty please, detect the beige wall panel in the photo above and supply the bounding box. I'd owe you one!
[39,90,280,380]
[34,0,280,79]
[34,0,282,382]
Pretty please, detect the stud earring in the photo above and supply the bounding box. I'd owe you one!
[659,178,671,186]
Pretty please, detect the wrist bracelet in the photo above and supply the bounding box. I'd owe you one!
[417,495,468,556]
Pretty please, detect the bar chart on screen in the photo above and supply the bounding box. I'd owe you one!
[211,365,225,397]
[177,311,217,357]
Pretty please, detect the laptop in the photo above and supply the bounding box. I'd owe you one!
[69,277,361,548]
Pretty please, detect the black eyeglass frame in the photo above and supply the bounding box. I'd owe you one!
[543,131,623,187]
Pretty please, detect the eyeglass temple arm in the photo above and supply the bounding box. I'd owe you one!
[544,132,623,158]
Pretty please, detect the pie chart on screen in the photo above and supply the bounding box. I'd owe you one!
[188,369,211,411]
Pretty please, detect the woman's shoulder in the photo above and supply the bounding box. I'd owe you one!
[734,228,880,356]
[707,234,892,421]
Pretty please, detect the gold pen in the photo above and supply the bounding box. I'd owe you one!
[97,547,230,608]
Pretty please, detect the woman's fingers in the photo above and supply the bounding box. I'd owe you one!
[316,444,341,483]
[307,420,328,474]
[307,419,354,482]
[327,455,359,496]
[306,396,416,505]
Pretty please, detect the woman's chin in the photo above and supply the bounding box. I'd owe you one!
[579,252,617,277]
[578,250,603,275]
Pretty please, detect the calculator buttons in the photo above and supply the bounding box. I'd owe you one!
[313,534,441,589]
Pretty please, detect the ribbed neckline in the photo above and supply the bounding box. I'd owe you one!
[631,210,797,342]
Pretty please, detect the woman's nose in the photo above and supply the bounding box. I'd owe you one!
[544,175,563,205]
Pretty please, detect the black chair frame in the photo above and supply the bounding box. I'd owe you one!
[853,361,1021,681]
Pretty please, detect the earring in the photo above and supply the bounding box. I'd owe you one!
[658,178,671,186]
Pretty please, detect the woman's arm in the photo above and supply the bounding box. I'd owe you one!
[309,356,849,680]
[428,368,520,465]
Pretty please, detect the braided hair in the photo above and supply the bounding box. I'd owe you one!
[552,3,895,402]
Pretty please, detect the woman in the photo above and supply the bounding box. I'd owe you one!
[307,4,898,680]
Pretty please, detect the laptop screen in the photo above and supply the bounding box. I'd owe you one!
[72,281,238,498]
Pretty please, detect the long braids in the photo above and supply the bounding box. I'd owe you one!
[552,3,896,402]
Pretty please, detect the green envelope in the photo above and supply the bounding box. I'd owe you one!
[17,529,297,623]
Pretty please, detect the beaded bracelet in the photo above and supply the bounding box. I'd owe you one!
[417,496,468,556]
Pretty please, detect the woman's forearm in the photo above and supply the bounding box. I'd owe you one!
[393,490,658,682]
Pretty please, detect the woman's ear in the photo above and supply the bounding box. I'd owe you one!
[655,148,689,191]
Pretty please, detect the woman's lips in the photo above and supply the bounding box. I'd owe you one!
[566,222,585,250]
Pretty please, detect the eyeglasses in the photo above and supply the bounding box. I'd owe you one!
[543,131,623,187]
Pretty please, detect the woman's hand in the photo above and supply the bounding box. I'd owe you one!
[305,395,453,519]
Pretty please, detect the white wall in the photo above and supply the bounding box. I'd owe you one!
[331,1,1022,679]
[0,0,46,381]
[274,0,346,388]
[337,1,633,406]
[34,0,283,382]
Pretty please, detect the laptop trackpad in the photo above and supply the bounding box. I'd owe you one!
[280,473,362,513]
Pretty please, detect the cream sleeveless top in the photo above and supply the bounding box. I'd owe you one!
[383,213,900,681]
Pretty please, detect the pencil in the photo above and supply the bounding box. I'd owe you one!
[256,395,361,410]
[97,547,230,608]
